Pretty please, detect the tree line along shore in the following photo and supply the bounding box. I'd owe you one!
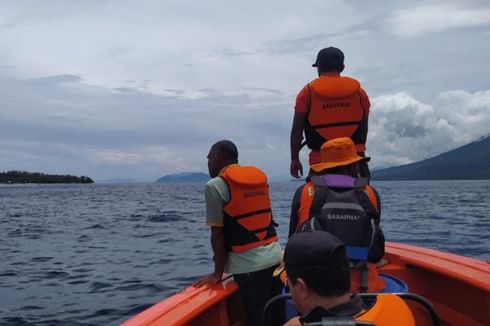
[0,171,94,184]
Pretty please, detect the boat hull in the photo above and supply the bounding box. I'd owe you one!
[121,242,490,326]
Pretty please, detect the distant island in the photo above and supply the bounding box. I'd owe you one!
[371,136,490,180]
[155,172,209,183]
[0,171,94,184]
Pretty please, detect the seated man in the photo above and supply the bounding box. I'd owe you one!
[289,137,385,292]
[289,137,384,262]
[282,231,414,326]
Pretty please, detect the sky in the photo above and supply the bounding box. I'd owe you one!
[1,0,489,182]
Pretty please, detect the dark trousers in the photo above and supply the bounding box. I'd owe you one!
[234,264,282,326]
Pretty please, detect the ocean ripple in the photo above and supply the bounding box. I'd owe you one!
[1,181,488,325]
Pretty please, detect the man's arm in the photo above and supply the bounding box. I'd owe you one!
[194,182,227,287]
[210,226,226,279]
[194,226,226,287]
[357,87,370,148]
[356,116,368,147]
[290,111,305,178]
[288,186,303,237]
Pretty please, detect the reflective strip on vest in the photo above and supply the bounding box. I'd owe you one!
[322,202,364,210]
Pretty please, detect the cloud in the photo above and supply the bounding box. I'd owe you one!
[1,70,489,180]
[204,49,254,58]
[242,87,283,95]
[0,1,489,180]
[27,74,83,84]
[368,90,490,168]
[89,147,179,165]
[387,4,490,37]
[1,1,488,101]
[0,73,292,180]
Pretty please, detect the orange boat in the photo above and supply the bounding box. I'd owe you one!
[121,242,490,326]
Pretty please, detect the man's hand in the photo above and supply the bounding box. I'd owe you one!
[283,316,301,326]
[193,272,223,288]
[193,227,226,288]
[290,159,303,178]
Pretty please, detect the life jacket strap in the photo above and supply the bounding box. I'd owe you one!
[349,260,369,293]
[311,120,362,129]
[354,177,369,188]
[311,175,326,187]
[232,208,272,220]
[230,236,278,252]
[360,262,369,293]
[271,216,279,227]
[250,226,271,233]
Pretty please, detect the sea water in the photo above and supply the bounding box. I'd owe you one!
[1,180,489,325]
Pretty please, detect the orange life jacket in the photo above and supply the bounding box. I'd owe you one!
[305,76,365,152]
[356,294,415,325]
[278,292,415,326]
[220,165,278,253]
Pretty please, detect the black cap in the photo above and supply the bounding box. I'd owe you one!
[312,47,344,70]
[284,231,345,268]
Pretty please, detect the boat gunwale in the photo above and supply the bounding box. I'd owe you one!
[385,242,490,291]
[122,242,490,325]
[121,277,238,325]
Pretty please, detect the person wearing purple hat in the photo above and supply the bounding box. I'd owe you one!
[289,137,383,262]
[290,47,371,179]
[288,137,385,295]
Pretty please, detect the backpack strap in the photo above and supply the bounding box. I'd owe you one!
[350,260,369,293]
[354,177,369,188]
[311,175,326,187]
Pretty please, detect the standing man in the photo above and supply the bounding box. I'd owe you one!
[290,47,371,178]
[195,140,282,326]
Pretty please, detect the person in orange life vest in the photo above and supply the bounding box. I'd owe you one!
[290,47,371,179]
[194,140,282,326]
[288,137,384,265]
[281,231,414,326]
